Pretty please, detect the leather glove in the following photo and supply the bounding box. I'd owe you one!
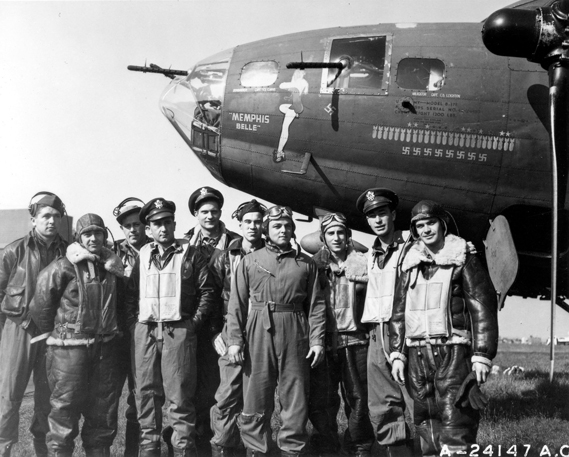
[454,371,489,410]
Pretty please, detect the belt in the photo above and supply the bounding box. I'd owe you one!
[406,331,471,347]
[250,301,303,330]
[50,322,116,341]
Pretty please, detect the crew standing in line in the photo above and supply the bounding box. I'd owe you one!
[0,192,68,457]
[308,212,374,457]
[31,213,124,457]
[226,205,326,457]
[125,198,216,457]
[389,200,498,456]
[112,198,152,457]
[209,199,266,457]
[184,186,240,445]
[356,188,415,457]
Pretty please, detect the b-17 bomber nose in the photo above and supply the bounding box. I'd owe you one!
[159,48,233,185]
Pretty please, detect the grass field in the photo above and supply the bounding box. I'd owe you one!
[10,343,569,456]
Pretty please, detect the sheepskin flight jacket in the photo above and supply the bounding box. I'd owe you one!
[389,234,499,366]
[312,245,369,349]
[30,242,125,345]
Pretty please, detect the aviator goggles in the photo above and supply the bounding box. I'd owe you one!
[263,205,293,222]
[320,212,348,232]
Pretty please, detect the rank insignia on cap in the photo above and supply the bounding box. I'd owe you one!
[154,199,164,209]
[200,188,207,195]
[366,191,375,201]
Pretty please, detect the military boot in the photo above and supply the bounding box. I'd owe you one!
[138,446,161,457]
[123,421,140,457]
[173,446,199,457]
[163,426,174,457]
[33,438,48,457]
[385,440,414,457]
[280,452,300,457]
[84,447,111,457]
[245,449,268,457]
[47,448,73,457]
[212,443,235,457]
[354,452,371,457]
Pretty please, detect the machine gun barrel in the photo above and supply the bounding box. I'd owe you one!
[127,64,188,79]
[286,62,345,69]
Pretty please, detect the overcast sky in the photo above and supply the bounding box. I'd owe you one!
[1,0,567,340]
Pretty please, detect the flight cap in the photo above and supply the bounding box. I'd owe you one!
[356,188,398,214]
[232,199,267,221]
[140,198,176,223]
[188,186,224,214]
[29,192,65,217]
[114,198,145,225]
[76,214,106,238]
[410,200,449,238]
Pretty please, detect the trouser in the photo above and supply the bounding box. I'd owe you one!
[134,320,197,453]
[210,339,243,448]
[408,344,479,456]
[367,324,412,446]
[240,308,310,454]
[116,332,138,456]
[46,338,120,454]
[196,327,220,440]
[0,319,51,457]
[309,343,374,454]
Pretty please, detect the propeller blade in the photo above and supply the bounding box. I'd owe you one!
[483,0,569,381]
[547,61,569,380]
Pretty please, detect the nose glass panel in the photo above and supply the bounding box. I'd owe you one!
[160,48,232,182]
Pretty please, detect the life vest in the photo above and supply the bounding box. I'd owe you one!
[361,243,399,324]
[138,242,188,323]
[328,273,358,332]
[405,265,453,339]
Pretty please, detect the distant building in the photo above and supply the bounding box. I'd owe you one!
[0,209,73,255]
[520,335,542,345]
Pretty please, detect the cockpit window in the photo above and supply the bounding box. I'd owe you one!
[396,58,445,91]
[321,34,392,95]
[241,61,279,87]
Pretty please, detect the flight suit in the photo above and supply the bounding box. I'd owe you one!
[390,234,498,455]
[30,242,124,457]
[0,232,67,457]
[226,244,326,455]
[308,246,374,456]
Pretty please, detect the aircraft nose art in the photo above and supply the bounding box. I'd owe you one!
[159,48,234,184]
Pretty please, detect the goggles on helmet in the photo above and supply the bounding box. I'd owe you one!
[320,212,348,232]
[263,205,293,222]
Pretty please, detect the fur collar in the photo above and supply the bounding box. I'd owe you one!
[66,242,124,278]
[313,246,368,282]
[402,234,467,272]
